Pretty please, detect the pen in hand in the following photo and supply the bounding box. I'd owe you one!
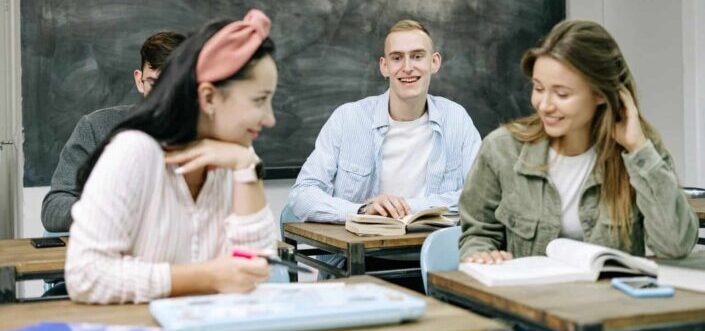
[232,249,313,274]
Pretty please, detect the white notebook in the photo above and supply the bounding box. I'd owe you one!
[460,238,657,286]
[150,282,426,331]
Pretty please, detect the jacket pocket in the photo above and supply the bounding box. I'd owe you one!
[495,205,539,257]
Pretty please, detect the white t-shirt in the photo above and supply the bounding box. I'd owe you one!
[548,145,597,240]
[379,112,433,198]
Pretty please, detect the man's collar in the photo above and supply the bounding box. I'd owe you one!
[373,90,442,129]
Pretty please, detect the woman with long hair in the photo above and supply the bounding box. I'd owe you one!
[459,20,698,263]
[65,10,279,303]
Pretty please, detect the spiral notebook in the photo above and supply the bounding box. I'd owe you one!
[149,282,426,331]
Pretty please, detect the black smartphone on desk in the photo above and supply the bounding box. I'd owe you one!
[30,237,66,248]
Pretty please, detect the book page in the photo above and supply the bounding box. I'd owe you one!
[401,206,449,225]
[347,214,402,225]
[546,238,617,273]
[546,238,657,276]
[460,257,592,286]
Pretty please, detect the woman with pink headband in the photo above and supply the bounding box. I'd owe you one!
[65,10,279,303]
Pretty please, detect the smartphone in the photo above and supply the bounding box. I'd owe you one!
[30,237,66,248]
[611,276,674,298]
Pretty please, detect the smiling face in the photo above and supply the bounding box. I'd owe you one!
[200,55,278,146]
[379,29,441,105]
[531,56,604,150]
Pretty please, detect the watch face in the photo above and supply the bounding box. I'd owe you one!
[255,161,265,180]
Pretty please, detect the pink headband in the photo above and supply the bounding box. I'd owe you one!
[196,9,271,83]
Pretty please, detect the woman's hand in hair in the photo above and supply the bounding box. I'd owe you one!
[206,254,270,293]
[463,251,513,264]
[613,88,647,153]
[165,139,257,174]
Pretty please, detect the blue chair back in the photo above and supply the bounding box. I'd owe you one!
[279,204,300,239]
[267,265,290,283]
[420,226,461,294]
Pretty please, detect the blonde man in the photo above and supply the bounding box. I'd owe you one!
[289,20,481,223]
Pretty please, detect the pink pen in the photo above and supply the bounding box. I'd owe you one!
[231,249,313,273]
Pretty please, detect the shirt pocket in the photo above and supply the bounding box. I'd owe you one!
[441,159,463,191]
[336,159,373,201]
[495,204,540,257]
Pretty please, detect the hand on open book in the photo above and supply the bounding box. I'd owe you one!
[464,250,513,264]
[363,194,411,219]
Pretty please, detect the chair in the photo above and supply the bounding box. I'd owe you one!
[419,226,461,294]
[683,187,705,199]
[279,204,299,239]
[267,265,290,283]
[683,187,705,246]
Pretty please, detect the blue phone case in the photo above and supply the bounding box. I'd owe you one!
[611,277,674,298]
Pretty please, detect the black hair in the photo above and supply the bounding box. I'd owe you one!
[77,20,275,189]
[140,32,187,71]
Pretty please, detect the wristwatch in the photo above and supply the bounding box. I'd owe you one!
[233,160,265,183]
[357,203,370,214]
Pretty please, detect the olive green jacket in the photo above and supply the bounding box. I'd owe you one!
[458,127,698,260]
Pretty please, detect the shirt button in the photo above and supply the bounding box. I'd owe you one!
[636,159,645,168]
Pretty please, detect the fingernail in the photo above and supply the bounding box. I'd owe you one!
[174,167,184,175]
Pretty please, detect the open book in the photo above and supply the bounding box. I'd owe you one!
[459,238,658,286]
[345,206,456,236]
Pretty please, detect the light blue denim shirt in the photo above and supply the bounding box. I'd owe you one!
[288,90,482,223]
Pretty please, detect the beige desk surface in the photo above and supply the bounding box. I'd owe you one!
[0,237,67,275]
[430,271,705,331]
[689,198,705,219]
[0,275,508,331]
[0,239,294,276]
[284,222,432,250]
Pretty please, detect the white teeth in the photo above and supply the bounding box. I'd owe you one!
[399,77,419,83]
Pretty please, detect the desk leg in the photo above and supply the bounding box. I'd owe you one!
[0,266,17,304]
[284,237,299,282]
[346,243,365,276]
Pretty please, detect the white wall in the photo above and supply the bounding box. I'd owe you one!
[568,0,705,188]
[0,0,22,240]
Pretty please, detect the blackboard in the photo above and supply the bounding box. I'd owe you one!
[21,0,565,186]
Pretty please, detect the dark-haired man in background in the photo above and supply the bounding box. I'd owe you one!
[41,31,185,232]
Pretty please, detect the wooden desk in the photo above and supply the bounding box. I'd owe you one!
[689,198,705,246]
[0,239,295,303]
[690,198,705,219]
[429,271,705,331]
[0,275,508,331]
[284,223,433,279]
[0,237,67,303]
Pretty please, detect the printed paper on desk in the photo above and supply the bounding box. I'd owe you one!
[150,282,426,331]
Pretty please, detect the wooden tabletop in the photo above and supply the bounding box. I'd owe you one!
[690,198,705,219]
[430,271,705,331]
[0,237,67,275]
[0,275,507,331]
[0,239,294,276]
[284,223,433,250]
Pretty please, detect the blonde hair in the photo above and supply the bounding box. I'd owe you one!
[505,20,661,246]
[385,19,434,51]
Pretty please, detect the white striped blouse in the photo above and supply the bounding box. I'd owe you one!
[65,130,278,304]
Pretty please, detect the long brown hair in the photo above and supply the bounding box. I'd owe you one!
[505,20,661,245]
